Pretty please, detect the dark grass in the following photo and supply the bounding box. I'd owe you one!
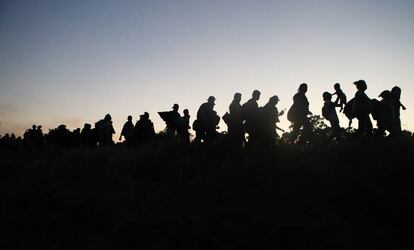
[1,139,414,250]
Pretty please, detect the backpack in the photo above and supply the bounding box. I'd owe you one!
[222,112,230,125]
[95,119,105,130]
[321,105,330,120]
[287,104,296,122]
[371,99,381,121]
[343,99,354,120]
[192,119,200,131]
[241,102,249,120]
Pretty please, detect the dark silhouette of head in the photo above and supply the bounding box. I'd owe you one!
[127,115,132,122]
[172,104,179,112]
[104,114,112,121]
[252,90,261,101]
[234,93,242,103]
[334,83,341,90]
[32,125,36,130]
[298,83,308,94]
[379,90,391,99]
[269,95,279,105]
[83,123,91,129]
[354,80,367,91]
[323,92,332,101]
[206,96,216,110]
[391,86,401,98]
[208,96,216,104]
[183,109,189,116]
[141,112,149,120]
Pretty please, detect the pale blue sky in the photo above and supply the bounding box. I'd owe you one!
[1,0,413,136]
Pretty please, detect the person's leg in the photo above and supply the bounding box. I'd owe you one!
[290,122,301,143]
[302,118,312,142]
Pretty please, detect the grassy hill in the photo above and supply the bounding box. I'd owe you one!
[1,138,414,249]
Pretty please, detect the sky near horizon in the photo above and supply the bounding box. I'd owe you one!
[1,0,413,138]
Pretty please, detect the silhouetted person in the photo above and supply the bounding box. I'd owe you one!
[391,86,406,136]
[376,90,396,137]
[26,125,36,147]
[120,115,135,143]
[10,133,19,150]
[95,114,115,146]
[194,96,219,143]
[1,133,21,151]
[288,83,312,143]
[81,123,96,147]
[259,95,285,147]
[242,90,261,145]
[177,109,191,143]
[23,125,40,150]
[47,124,72,148]
[322,92,341,139]
[351,80,372,136]
[159,104,181,138]
[227,93,244,147]
[34,125,44,149]
[0,134,11,150]
[72,128,81,146]
[332,83,347,112]
[135,112,155,143]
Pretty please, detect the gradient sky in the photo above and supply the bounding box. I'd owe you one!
[1,0,413,138]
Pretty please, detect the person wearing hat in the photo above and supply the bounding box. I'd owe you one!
[259,95,285,146]
[194,96,219,143]
[351,80,373,135]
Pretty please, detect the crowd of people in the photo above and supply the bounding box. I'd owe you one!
[0,80,408,151]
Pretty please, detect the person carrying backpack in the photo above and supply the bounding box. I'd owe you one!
[351,80,372,136]
[288,83,312,143]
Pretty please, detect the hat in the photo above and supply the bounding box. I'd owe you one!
[354,80,366,87]
[379,90,391,98]
[270,95,279,102]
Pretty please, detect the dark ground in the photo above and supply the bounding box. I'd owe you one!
[1,139,414,250]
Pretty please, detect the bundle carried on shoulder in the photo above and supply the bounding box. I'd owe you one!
[343,99,354,120]
[321,105,330,120]
[222,112,230,125]
[95,119,105,129]
[192,119,200,131]
[370,99,381,121]
[287,104,296,122]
